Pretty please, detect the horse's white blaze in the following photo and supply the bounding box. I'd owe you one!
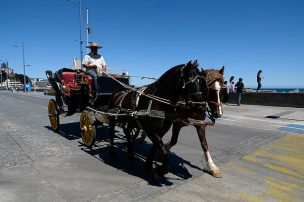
[214,81,223,116]
[204,151,219,171]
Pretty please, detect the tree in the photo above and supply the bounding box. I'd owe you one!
[1,62,7,69]
[1,62,8,82]
[14,73,31,84]
[1,70,7,81]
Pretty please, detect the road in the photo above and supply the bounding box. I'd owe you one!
[0,91,303,201]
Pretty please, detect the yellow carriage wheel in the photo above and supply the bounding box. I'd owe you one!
[80,110,96,148]
[48,99,60,132]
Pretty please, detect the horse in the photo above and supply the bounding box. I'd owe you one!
[108,60,205,178]
[165,66,225,178]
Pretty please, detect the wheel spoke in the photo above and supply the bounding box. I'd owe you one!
[80,110,95,148]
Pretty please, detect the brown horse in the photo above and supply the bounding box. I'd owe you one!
[165,67,225,178]
[108,60,205,178]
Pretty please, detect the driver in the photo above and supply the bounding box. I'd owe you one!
[82,42,107,94]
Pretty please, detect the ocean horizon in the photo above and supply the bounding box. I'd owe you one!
[248,88,304,93]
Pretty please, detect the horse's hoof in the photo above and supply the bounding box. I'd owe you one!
[203,168,222,178]
[211,170,222,178]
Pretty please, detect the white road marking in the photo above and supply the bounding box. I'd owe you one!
[223,115,294,125]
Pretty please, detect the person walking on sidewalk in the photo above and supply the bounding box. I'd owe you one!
[229,76,235,93]
[235,78,247,106]
[256,69,263,92]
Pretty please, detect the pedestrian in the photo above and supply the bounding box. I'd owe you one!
[235,78,247,106]
[229,76,235,93]
[82,42,107,94]
[221,81,229,104]
[256,69,263,92]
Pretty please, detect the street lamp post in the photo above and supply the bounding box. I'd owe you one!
[14,42,27,92]
[22,42,26,92]
[68,0,83,70]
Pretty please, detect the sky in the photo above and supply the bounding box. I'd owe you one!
[1,0,303,88]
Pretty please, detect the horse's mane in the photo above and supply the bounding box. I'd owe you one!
[150,64,184,87]
[204,69,224,83]
[158,64,184,82]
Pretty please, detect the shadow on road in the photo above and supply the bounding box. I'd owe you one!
[45,122,202,186]
[45,122,81,140]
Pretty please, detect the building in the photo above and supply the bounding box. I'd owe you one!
[7,80,23,90]
[31,78,49,88]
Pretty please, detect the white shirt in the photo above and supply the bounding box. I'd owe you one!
[82,52,106,74]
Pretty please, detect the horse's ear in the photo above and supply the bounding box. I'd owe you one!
[192,60,198,67]
[186,60,192,68]
[219,66,225,75]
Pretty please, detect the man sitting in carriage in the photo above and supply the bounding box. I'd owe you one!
[82,42,107,96]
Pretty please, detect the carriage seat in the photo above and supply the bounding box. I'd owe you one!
[55,68,85,85]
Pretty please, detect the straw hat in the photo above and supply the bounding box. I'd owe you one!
[86,42,102,49]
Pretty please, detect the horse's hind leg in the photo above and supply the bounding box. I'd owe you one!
[124,124,134,156]
[109,118,116,155]
[196,125,222,178]
[145,144,156,171]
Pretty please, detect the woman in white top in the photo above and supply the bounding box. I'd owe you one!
[229,76,235,93]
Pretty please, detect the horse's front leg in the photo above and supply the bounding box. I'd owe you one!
[165,122,183,151]
[146,133,170,178]
[196,125,222,178]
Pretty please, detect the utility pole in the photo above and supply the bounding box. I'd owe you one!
[6,59,9,90]
[68,0,85,70]
[86,8,89,52]
[6,60,9,80]
[22,42,26,92]
[79,0,83,70]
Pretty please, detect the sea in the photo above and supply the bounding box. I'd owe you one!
[249,88,304,93]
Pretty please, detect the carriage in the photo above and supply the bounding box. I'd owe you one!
[46,61,225,178]
[46,68,141,148]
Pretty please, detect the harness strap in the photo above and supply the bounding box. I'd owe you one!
[99,70,190,108]
[180,118,214,126]
[113,90,131,108]
[135,87,147,108]
[206,107,216,124]
[146,99,153,115]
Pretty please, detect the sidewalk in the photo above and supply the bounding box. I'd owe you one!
[151,104,304,201]
[152,133,304,201]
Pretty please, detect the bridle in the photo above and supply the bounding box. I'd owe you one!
[201,70,224,121]
[179,67,206,109]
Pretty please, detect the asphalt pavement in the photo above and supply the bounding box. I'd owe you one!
[0,91,303,202]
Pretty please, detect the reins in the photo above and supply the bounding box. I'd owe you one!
[99,69,206,108]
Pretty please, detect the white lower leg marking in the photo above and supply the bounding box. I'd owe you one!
[204,151,219,171]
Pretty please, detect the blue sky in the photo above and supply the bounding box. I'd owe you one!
[1,0,303,88]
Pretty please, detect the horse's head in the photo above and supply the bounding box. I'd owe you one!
[150,60,203,114]
[177,60,204,104]
[201,66,225,118]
